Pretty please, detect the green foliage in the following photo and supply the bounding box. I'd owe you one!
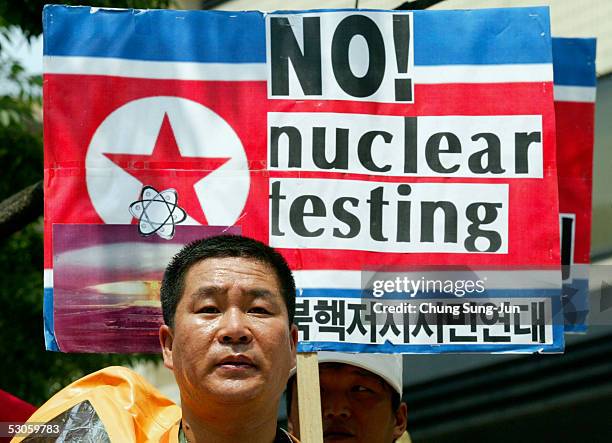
[0,0,172,39]
[0,57,42,198]
[0,225,161,405]
[0,0,169,406]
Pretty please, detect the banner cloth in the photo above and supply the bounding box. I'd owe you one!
[43,6,563,352]
[552,37,597,333]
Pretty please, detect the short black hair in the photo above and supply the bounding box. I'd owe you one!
[161,234,296,328]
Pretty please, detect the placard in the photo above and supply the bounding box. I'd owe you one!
[43,6,563,352]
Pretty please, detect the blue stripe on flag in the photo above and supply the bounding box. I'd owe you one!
[413,7,552,65]
[297,328,565,353]
[43,287,60,352]
[553,37,597,87]
[43,5,266,63]
[44,6,552,67]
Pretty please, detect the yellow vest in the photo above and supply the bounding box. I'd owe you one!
[12,366,181,443]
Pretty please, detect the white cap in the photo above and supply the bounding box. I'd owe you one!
[291,352,403,395]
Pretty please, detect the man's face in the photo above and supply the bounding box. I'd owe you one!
[160,256,297,410]
[290,363,407,443]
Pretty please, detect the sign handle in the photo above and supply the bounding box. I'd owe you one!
[296,352,323,443]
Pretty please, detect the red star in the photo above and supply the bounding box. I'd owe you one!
[104,113,230,225]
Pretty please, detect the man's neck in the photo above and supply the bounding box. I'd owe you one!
[180,399,279,443]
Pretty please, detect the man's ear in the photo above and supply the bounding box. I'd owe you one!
[287,380,300,440]
[287,419,294,435]
[159,324,174,370]
[392,402,408,440]
[289,324,298,368]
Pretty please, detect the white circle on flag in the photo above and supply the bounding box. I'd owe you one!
[85,96,250,226]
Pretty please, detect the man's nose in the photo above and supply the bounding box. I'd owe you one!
[322,393,351,419]
[217,308,253,344]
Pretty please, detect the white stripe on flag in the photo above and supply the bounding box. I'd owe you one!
[554,85,596,103]
[45,56,552,84]
[44,56,267,81]
[44,269,53,288]
[293,270,362,289]
[413,64,553,84]
[293,269,561,290]
[42,268,562,291]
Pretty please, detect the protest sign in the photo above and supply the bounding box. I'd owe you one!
[552,37,597,333]
[43,6,563,353]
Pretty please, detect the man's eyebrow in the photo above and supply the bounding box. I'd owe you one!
[190,286,277,299]
[353,369,388,389]
[247,288,277,299]
[191,286,222,299]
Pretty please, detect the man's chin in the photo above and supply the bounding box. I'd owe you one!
[323,434,357,443]
[207,377,265,403]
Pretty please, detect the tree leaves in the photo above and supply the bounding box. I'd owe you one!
[0,0,169,406]
[0,0,173,39]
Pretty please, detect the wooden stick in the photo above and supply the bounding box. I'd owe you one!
[296,352,323,443]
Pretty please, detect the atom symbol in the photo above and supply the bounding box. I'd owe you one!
[129,186,187,240]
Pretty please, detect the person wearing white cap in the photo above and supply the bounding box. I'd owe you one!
[286,352,409,443]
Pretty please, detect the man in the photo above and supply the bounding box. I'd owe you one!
[14,235,299,443]
[159,234,299,442]
[287,352,409,443]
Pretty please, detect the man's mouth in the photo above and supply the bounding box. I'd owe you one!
[217,355,257,370]
[323,426,355,441]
